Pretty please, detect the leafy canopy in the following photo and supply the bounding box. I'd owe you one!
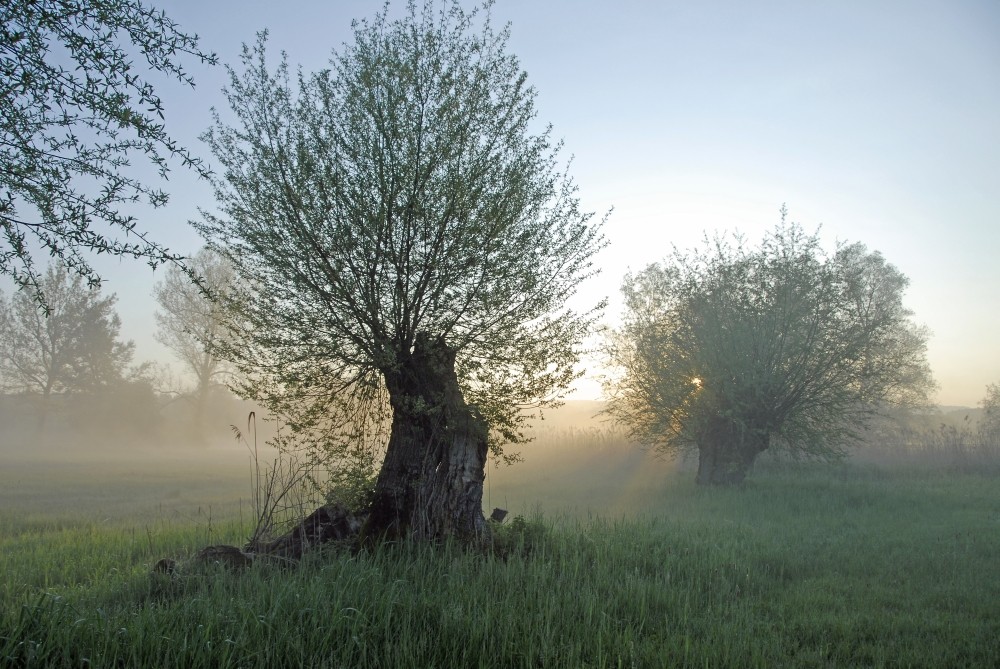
[1,0,216,302]
[604,211,935,462]
[195,1,606,465]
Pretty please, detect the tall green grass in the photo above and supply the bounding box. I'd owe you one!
[2,462,998,668]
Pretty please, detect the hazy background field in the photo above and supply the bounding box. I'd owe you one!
[1,397,995,528]
[0,399,662,525]
[3,399,999,667]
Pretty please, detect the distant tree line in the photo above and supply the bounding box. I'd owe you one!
[0,258,243,447]
[602,215,937,484]
[0,262,155,441]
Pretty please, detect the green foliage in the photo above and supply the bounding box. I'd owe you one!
[490,512,550,558]
[194,0,606,472]
[324,469,377,514]
[0,0,216,300]
[604,210,935,480]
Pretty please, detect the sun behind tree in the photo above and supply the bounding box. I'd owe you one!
[604,212,935,485]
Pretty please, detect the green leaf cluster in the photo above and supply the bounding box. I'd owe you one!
[1,0,216,301]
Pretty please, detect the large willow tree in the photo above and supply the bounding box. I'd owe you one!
[196,2,605,541]
[604,215,934,485]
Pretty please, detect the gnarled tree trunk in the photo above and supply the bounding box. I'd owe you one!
[363,333,490,544]
[695,418,770,485]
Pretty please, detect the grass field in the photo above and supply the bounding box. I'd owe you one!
[1,436,998,667]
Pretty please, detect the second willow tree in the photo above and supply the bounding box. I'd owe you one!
[604,215,935,485]
[196,2,605,542]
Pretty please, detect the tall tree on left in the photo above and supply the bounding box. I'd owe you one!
[0,262,138,425]
[0,0,216,304]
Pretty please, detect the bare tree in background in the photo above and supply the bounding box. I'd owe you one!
[196,1,606,543]
[153,248,234,432]
[604,214,935,485]
[1,0,216,303]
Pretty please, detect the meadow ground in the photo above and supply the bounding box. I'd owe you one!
[0,433,998,668]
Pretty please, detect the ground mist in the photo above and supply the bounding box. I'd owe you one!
[2,421,998,668]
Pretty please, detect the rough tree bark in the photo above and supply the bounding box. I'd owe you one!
[695,418,770,485]
[363,332,490,543]
[151,335,493,572]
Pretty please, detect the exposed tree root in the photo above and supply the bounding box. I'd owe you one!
[153,503,509,576]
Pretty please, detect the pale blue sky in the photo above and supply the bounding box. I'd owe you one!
[77,0,999,406]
